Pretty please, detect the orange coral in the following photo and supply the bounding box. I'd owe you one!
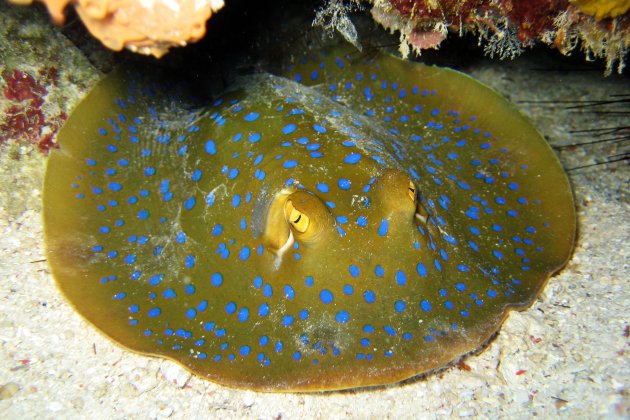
[10,0,225,58]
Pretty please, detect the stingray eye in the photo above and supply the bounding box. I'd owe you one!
[285,200,310,233]
[408,180,417,202]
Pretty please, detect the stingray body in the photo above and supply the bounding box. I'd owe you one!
[43,47,576,391]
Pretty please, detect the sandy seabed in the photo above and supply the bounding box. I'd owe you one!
[0,4,628,419]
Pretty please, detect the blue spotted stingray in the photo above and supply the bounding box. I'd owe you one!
[43,46,576,391]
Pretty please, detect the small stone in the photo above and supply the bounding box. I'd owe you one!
[47,401,63,412]
[160,362,191,388]
[241,390,256,408]
[71,397,85,410]
[127,367,158,394]
[0,382,20,400]
[513,389,531,404]
[156,405,174,418]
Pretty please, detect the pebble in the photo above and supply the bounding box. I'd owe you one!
[513,389,531,404]
[160,362,191,388]
[0,382,19,400]
[241,390,256,408]
[127,367,158,394]
[47,401,63,412]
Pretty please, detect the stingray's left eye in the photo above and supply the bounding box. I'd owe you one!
[408,180,417,202]
[285,200,310,233]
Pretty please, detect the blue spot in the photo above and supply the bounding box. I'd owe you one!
[212,224,223,236]
[185,255,196,268]
[186,308,197,319]
[240,346,251,356]
[147,308,161,317]
[239,246,250,261]
[316,183,329,193]
[184,196,196,211]
[191,169,202,182]
[338,178,351,190]
[395,270,406,286]
[313,124,326,133]
[263,283,273,297]
[394,300,406,312]
[320,289,334,304]
[244,112,259,122]
[349,264,360,278]
[258,303,270,317]
[232,194,241,208]
[335,310,350,324]
[137,209,149,220]
[343,284,354,295]
[378,219,388,236]
[374,265,384,277]
[226,302,237,314]
[417,263,427,277]
[283,160,298,169]
[383,325,396,336]
[108,182,122,192]
[205,140,216,155]
[238,307,250,322]
[282,315,294,327]
[420,300,432,312]
[344,153,361,164]
[493,249,504,259]
[283,124,296,134]
[228,168,239,179]
[248,133,261,143]
[363,290,376,304]
[184,284,196,295]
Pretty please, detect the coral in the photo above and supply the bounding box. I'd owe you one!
[313,0,363,50]
[368,0,630,73]
[8,0,225,58]
[570,0,630,20]
[0,3,100,153]
[0,68,67,152]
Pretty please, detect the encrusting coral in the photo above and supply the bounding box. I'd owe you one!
[366,0,630,74]
[8,0,225,58]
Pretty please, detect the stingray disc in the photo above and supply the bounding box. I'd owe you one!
[43,47,576,391]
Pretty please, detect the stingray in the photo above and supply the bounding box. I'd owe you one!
[43,46,576,391]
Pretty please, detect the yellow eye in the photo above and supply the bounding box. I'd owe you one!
[408,180,417,202]
[285,200,310,233]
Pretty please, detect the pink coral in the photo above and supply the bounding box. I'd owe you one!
[1,68,66,152]
[369,0,630,73]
